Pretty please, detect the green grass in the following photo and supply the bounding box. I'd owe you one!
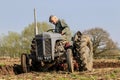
[0,63,5,66]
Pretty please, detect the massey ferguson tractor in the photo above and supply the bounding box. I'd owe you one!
[21,9,93,73]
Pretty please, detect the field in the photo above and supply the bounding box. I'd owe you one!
[1,58,120,80]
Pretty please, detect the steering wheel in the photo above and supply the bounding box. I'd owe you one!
[47,29,55,32]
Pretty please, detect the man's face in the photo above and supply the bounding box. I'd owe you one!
[50,16,58,25]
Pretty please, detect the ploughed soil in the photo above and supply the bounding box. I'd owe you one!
[0,58,120,80]
[1,58,120,75]
[93,59,120,68]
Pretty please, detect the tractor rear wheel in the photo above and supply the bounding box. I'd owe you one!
[21,53,30,73]
[79,46,93,71]
[73,31,93,71]
[75,38,93,71]
[66,49,74,73]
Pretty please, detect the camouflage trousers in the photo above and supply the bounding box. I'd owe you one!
[61,34,72,47]
[61,27,72,42]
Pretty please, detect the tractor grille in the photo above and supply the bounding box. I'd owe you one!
[36,38,51,57]
[45,39,51,55]
[36,39,43,57]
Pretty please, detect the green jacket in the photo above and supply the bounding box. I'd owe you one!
[55,19,72,41]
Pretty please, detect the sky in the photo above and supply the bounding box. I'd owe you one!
[0,0,120,46]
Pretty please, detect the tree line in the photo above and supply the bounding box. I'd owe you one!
[0,22,119,58]
[0,22,52,57]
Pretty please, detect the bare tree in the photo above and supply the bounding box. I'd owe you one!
[83,27,118,57]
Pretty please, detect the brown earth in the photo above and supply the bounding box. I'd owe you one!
[0,58,120,80]
[93,59,120,68]
[0,58,120,75]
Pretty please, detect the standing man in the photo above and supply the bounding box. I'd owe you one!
[49,15,72,42]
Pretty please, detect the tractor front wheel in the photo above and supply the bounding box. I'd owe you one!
[21,53,30,73]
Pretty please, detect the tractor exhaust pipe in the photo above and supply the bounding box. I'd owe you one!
[34,8,38,35]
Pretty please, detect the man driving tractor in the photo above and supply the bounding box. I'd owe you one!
[49,15,72,42]
[49,15,93,71]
